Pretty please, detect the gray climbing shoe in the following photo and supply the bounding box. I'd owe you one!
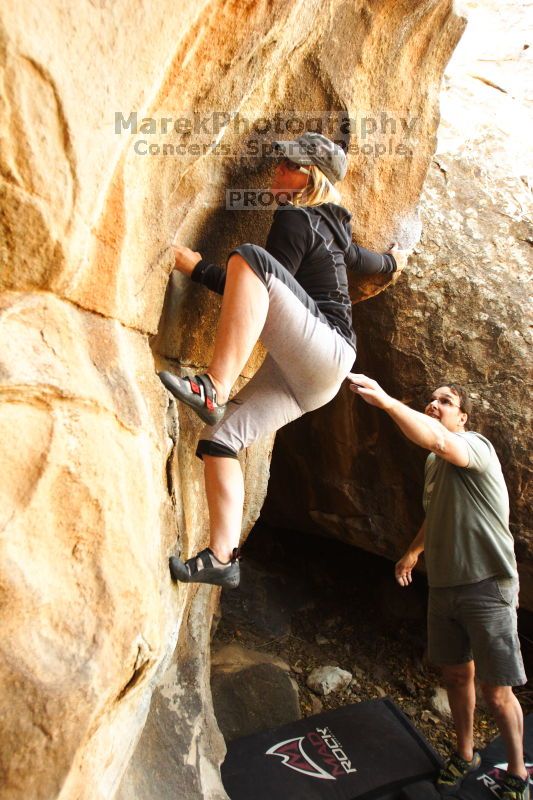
[500,772,531,800]
[169,547,240,589]
[158,371,226,426]
[436,750,481,795]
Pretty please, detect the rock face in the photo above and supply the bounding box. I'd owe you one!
[263,0,533,608]
[0,1,465,798]
[116,590,228,800]
[0,291,179,799]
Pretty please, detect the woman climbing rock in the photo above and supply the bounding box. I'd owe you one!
[159,132,401,589]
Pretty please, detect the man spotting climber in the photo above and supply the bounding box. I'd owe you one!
[348,373,529,800]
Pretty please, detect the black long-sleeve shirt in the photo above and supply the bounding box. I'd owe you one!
[191,202,396,348]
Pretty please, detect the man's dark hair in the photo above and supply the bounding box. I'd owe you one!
[438,382,473,420]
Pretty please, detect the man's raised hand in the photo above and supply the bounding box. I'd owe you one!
[346,373,395,411]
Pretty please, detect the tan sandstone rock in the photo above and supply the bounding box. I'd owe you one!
[0,291,178,798]
[116,589,228,800]
[0,1,465,798]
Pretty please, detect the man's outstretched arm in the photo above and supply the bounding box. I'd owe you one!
[347,373,469,467]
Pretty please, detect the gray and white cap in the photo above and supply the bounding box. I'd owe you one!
[273,132,348,184]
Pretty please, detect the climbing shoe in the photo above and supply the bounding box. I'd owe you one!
[158,371,226,426]
[436,750,481,795]
[500,773,530,800]
[169,547,241,589]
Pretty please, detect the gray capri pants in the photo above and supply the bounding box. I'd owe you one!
[196,244,356,460]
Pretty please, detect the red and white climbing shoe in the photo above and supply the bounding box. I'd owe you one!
[158,371,226,426]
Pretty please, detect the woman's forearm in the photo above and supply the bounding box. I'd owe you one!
[346,243,396,275]
[191,259,226,295]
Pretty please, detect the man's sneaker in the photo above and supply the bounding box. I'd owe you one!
[158,371,226,426]
[169,547,240,589]
[436,751,481,795]
[500,773,530,799]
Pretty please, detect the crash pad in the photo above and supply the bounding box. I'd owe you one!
[221,698,442,800]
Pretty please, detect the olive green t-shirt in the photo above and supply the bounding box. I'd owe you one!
[423,431,517,588]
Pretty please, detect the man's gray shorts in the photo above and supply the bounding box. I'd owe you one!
[428,576,527,686]
[196,243,356,460]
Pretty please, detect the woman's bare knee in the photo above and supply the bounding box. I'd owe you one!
[227,253,253,272]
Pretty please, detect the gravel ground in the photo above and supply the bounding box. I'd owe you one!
[213,523,533,756]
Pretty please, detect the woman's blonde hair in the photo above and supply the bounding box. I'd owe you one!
[291,164,342,207]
